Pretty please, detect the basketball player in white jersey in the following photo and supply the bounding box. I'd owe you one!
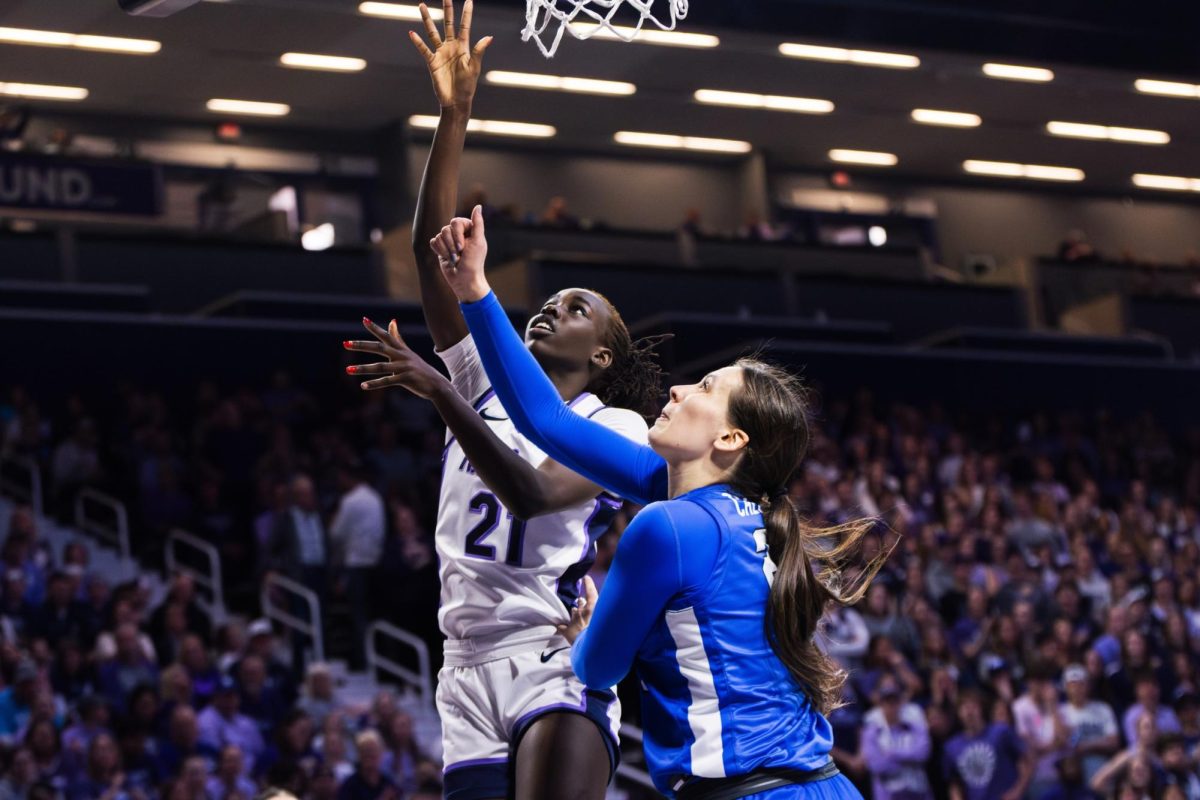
[343,3,666,798]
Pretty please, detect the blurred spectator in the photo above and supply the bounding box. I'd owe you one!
[539,196,580,229]
[860,676,932,799]
[197,676,264,775]
[1122,671,1181,746]
[0,658,40,739]
[156,704,217,780]
[268,474,329,601]
[1059,663,1120,784]
[206,744,256,800]
[337,730,397,800]
[329,463,385,670]
[1057,230,1100,263]
[942,690,1032,800]
[98,623,158,711]
[296,663,336,729]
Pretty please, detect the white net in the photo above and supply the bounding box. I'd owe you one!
[523,0,690,58]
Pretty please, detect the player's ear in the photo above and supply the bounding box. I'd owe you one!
[714,427,749,453]
[591,346,613,369]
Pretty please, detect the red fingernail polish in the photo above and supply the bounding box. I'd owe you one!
[346,366,358,375]
[342,341,352,349]
[363,317,372,325]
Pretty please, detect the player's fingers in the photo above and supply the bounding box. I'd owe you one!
[442,0,455,41]
[346,361,404,376]
[388,319,408,349]
[407,30,435,62]
[582,575,598,607]
[458,0,473,42]
[362,316,396,345]
[419,3,442,47]
[438,227,459,260]
[470,204,486,241]
[430,234,453,262]
[360,373,411,391]
[342,339,387,355]
[449,217,471,251]
[472,35,493,60]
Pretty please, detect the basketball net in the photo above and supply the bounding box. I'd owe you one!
[523,0,689,57]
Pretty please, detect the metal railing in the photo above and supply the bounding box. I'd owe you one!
[0,455,42,519]
[74,488,131,561]
[365,620,433,710]
[261,572,324,663]
[166,529,226,623]
[616,723,660,793]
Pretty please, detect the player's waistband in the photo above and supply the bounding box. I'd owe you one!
[442,625,564,667]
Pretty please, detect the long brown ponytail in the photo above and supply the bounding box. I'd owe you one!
[726,358,890,715]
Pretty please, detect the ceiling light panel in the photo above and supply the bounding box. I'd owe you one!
[828,149,898,166]
[779,42,919,69]
[280,53,366,72]
[359,2,443,20]
[964,160,1083,181]
[1132,174,1200,192]
[486,71,635,96]
[409,115,556,138]
[1046,121,1169,145]
[0,26,160,54]
[695,89,833,114]
[207,98,290,116]
[982,63,1054,82]
[0,82,88,101]
[911,108,981,128]
[614,131,751,153]
[1134,79,1199,98]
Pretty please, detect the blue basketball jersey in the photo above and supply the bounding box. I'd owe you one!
[635,485,834,793]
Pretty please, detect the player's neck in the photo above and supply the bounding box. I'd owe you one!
[666,458,730,499]
[541,363,590,403]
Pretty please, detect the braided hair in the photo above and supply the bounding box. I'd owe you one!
[583,290,670,422]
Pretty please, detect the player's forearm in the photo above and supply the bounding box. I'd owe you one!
[413,107,472,350]
[430,382,569,519]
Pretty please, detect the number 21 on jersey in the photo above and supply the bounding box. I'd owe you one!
[753,528,778,586]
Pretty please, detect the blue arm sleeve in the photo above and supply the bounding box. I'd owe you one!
[572,501,719,688]
[460,291,669,506]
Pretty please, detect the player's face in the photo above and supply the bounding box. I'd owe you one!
[650,366,745,460]
[524,289,613,369]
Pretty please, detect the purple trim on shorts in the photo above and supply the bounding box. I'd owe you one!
[510,689,621,776]
[444,756,509,775]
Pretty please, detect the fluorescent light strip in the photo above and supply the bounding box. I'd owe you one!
[0,26,160,54]
[1134,78,1200,98]
[911,108,981,128]
[829,149,898,166]
[982,63,1054,83]
[358,2,443,20]
[779,42,919,69]
[486,71,635,96]
[207,98,290,116]
[695,89,833,114]
[567,23,719,48]
[409,115,556,138]
[0,82,88,101]
[964,160,1083,182]
[1046,120,1169,145]
[614,131,751,154]
[1132,174,1200,192]
[281,52,366,72]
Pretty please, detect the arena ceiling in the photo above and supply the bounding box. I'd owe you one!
[2,0,1200,196]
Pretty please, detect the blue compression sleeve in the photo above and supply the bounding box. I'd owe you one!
[460,291,669,506]
[572,502,718,688]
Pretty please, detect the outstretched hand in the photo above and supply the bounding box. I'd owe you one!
[431,204,491,303]
[556,575,597,644]
[344,318,451,397]
[408,0,492,110]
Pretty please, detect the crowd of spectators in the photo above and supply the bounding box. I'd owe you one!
[3,368,1200,799]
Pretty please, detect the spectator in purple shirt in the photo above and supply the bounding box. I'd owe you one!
[943,689,1033,800]
[861,677,933,800]
[1122,671,1181,746]
[97,623,158,712]
[196,676,264,776]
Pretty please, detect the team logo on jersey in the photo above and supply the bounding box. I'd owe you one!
[539,647,570,663]
[956,742,997,789]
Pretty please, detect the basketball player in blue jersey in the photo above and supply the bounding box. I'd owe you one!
[343,4,665,798]
[408,208,889,799]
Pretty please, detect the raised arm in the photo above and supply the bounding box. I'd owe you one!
[433,212,668,503]
[408,0,492,351]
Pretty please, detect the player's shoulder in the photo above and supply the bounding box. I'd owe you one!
[584,403,649,443]
[628,499,719,547]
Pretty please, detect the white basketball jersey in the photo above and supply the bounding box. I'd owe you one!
[435,334,649,643]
